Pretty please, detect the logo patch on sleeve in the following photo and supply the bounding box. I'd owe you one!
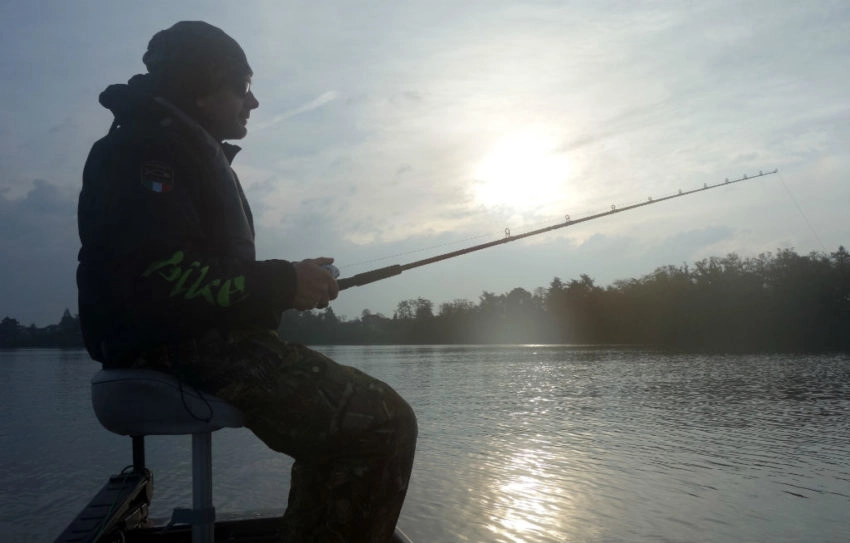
[141,161,175,193]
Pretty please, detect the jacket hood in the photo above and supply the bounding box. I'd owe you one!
[97,74,241,162]
[98,74,165,125]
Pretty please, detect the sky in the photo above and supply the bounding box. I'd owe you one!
[1,0,848,326]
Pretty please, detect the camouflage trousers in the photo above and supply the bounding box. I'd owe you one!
[145,331,417,542]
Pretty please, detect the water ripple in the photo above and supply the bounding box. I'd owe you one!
[3,348,850,542]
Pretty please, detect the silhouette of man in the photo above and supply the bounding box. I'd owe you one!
[77,20,417,542]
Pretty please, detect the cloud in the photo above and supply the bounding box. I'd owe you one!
[1,1,849,326]
[0,180,79,325]
[253,91,339,131]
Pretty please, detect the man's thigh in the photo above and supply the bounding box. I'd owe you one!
[179,334,412,460]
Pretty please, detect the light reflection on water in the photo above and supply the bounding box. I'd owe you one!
[485,446,580,542]
[2,347,850,542]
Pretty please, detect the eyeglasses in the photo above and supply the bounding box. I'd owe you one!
[230,77,252,98]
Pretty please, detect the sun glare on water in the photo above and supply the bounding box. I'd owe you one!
[471,132,571,214]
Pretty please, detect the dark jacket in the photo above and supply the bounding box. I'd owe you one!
[78,77,296,365]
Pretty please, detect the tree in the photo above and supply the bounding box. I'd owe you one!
[414,298,434,320]
[394,300,415,320]
[0,317,22,347]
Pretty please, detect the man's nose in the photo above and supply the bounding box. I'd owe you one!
[247,91,259,109]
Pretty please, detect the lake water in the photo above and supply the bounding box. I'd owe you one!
[1,346,849,542]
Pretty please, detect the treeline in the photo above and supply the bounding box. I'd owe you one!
[278,247,850,353]
[3,248,849,352]
[0,309,83,348]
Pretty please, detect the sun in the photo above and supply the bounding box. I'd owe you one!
[471,132,571,213]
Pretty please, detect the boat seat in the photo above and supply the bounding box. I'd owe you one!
[91,368,245,543]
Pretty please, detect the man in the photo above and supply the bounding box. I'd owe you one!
[77,21,417,542]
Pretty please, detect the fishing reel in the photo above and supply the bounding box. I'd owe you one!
[322,264,340,279]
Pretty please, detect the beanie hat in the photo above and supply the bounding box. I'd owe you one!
[142,21,252,106]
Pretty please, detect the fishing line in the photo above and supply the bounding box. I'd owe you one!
[357,211,582,268]
[777,171,828,253]
[337,169,779,290]
[342,177,736,272]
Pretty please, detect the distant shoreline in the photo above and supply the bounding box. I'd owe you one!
[2,343,846,356]
[4,247,850,354]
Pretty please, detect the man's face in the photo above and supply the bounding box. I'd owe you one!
[195,73,259,141]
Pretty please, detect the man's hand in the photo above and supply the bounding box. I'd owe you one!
[292,257,340,310]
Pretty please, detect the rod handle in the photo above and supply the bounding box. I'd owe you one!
[338,265,403,291]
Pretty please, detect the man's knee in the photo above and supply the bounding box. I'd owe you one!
[395,395,418,445]
[342,383,417,452]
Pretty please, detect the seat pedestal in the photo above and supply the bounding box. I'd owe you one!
[91,369,245,543]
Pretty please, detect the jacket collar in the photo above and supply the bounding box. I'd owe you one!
[100,80,244,165]
[153,97,242,164]
[221,143,241,163]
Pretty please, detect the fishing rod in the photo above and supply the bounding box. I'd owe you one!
[335,169,779,291]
